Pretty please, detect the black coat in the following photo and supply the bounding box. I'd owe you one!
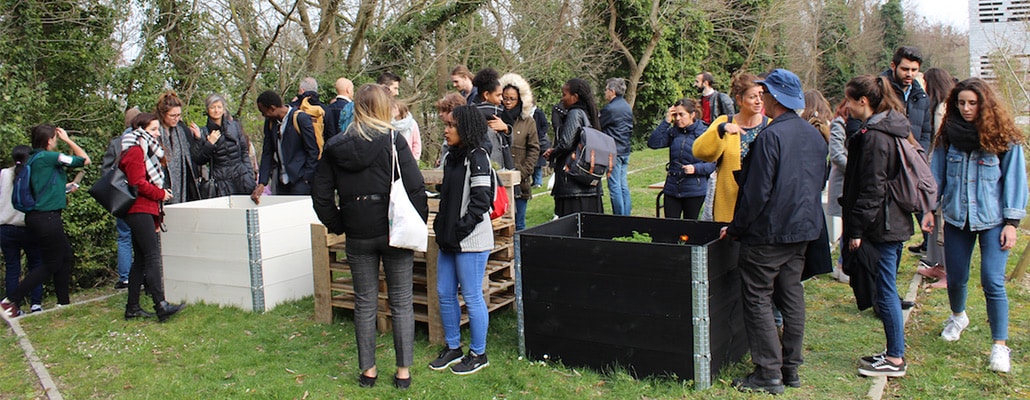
[194,119,256,196]
[841,110,914,243]
[311,128,428,238]
[258,108,320,187]
[550,105,603,198]
[726,112,827,245]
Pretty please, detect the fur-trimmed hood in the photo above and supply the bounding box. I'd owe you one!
[498,73,535,120]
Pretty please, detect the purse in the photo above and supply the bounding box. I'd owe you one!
[88,149,137,218]
[197,166,217,199]
[387,131,428,252]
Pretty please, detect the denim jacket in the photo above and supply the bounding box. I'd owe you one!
[931,144,1028,231]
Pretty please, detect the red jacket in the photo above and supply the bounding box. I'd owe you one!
[119,146,166,220]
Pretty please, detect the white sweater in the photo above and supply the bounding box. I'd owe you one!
[0,167,26,226]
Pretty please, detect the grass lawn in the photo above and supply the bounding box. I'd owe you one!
[3,147,1030,398]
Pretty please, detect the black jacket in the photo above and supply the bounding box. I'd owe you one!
[841,110,914,243]
[194,119,256,196]
[881,70,933,151]
[311,128,428,238]
[726,111,827,244]
[550,105,603,198]
[600,95,634,156]
[258,107,320,187]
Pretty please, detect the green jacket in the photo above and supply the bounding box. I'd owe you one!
[29,150,85,211]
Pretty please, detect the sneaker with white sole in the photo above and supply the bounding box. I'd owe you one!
[858,357,906,377]
[859,350,887,366]
[450,350,489,375]
[428,346,464,371]
[1,298,22,318]
[30,304,43,313]
[989,344,1011,373]
[941,313,969,342]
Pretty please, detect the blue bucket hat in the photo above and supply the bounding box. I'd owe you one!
[755,69,805,110]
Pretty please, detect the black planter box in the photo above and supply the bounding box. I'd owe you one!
[515,213,746,389]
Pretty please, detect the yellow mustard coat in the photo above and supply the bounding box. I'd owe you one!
[692,115,770,222]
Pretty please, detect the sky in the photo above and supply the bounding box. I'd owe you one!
[908,0,969,31]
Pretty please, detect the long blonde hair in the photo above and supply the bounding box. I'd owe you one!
[349,84,395,140]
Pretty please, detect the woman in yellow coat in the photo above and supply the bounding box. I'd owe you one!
[692,73,769,222]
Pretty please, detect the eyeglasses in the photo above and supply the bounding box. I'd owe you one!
[502,97,518,103]
[167,113,182,119]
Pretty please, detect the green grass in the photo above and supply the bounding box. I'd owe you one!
[4,147,1030,398]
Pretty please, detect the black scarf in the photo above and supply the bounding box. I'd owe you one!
[206,117,224,135]
[943,113,980,153]
[501,100,522,125]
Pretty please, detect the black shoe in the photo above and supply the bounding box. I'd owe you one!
[781,368,800,388]
[358,373,377,388]
[114,281,129,289]
[901,300,915,310]
[451,350,489,375]
[393,374,411,389]
[858,357,906,377]
[428,346,464,370]
[155,301,185,322]
[732,373,785,395]
[907,242,926,256]
[124,306,155,320]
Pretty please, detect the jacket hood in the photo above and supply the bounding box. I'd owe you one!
[325,128,391,172]
[298,91,323,105]
[498,73,535,119]
[865,110,911,139]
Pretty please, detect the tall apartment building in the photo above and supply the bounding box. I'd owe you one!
[969,0,1030,80]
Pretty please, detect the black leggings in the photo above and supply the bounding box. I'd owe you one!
[11,211,73,304]
[124,213,166,308]
[664,196,705,220]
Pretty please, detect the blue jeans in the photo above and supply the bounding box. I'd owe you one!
[607,155,631,216]
[436,249,490,354]
[944,223,1009,341]
[515,198,528,231]
[871,241,905,358]
[115,217,132,282]
[532,166,543,187]
[1,225,43,305]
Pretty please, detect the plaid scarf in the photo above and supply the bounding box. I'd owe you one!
[122,128,166,188]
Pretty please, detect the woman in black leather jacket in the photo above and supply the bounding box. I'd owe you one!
[546,78,603,217]
[193,94,256,196]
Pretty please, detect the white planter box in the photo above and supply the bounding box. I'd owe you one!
[162,195,319,312]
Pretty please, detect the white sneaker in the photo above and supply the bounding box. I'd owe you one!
[990,344,1011,372]
[941,313,969,342]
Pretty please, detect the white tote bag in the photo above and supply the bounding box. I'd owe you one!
[388,132,428,251]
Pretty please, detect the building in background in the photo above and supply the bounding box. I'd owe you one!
[969,0,1030,111]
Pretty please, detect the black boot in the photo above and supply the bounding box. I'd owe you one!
[155,301,185,322]
[125,305,155,320]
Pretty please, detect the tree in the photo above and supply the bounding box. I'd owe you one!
[879,0,904,68]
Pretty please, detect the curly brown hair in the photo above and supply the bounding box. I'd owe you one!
[937,78,1024,154]
[730,72,760,102]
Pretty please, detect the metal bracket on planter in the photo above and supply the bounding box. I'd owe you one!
[691,245,712,390]
[246,209,266,312]
[514,232,526,358]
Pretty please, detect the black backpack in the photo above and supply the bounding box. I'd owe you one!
[563,126,617,187]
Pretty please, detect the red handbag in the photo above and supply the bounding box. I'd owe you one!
[490,171,508,220]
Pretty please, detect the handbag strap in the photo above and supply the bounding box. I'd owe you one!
[389,130,398,183]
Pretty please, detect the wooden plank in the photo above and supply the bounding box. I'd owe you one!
[311,224,332,324]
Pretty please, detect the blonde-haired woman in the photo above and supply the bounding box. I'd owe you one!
[311,84,428,389]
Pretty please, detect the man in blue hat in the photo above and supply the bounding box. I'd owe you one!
[721,68,827,394]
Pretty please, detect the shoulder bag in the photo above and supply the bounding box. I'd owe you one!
[388,131,428,252]
[88,147,137,218]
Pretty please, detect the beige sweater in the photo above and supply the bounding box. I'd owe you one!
[0,167,26,226]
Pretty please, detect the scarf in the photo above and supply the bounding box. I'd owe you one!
[206,117,223,136]
[943,113,980,153]
[501,100,522,125]
[122,128,166,188]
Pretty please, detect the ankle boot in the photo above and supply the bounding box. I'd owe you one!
[155,301,185,322]
[125,305,156,320]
